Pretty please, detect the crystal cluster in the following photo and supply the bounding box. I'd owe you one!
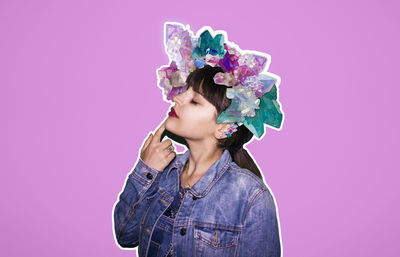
[224,123,239,138]
[156,22,283,138]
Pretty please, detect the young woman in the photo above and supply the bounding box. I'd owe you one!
[113,65,282,257]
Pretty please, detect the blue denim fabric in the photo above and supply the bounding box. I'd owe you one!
[114,148,282,257]
[149,186,189,257]
[147,215,173,257]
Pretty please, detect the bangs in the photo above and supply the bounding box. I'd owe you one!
[185,65,231,116]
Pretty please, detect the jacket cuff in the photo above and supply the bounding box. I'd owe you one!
[130,157,163,185]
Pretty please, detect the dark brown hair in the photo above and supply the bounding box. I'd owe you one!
[185,65,262,179]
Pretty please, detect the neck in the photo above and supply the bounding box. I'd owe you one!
[184,138,223,178]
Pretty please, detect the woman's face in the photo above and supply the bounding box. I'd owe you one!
[165,85,219,141]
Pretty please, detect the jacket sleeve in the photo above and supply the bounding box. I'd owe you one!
[113,157,163,248]
[236,188,282,257]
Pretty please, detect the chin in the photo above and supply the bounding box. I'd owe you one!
[165,119,190,142]
[165,118,179,134]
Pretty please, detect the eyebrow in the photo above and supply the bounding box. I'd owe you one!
[189,87,205,101]
[193,93,204,102]
[191,90,200,98]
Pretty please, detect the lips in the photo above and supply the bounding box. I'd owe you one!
[168,107,178,118]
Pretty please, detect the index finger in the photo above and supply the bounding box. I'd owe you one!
[153,121,166,141]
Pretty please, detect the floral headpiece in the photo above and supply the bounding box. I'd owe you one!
[156,22,284,139]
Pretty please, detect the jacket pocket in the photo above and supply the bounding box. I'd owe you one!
[194,225,240,257]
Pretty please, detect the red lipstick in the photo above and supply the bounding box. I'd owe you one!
[168,107,178,118]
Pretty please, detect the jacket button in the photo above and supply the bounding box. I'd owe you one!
[192,195,198,200]
[180,228,186,235]
[146,173,153,180]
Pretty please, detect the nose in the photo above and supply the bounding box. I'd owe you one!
[172,94,180,105]
[172,89,186,105]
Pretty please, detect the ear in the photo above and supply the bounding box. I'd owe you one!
[214,123,230,139]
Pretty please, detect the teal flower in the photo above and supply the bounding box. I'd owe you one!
[243,85,283,138]
[192,30,226,59]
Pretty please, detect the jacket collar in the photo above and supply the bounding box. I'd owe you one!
[166,148,232,198]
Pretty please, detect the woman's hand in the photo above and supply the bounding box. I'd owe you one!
[140,121,176,172]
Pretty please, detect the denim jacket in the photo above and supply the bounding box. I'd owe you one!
[113,148,282,257]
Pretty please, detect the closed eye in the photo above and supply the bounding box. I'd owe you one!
[191,100,198,105]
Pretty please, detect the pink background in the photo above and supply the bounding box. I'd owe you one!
[1,0,398,256]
